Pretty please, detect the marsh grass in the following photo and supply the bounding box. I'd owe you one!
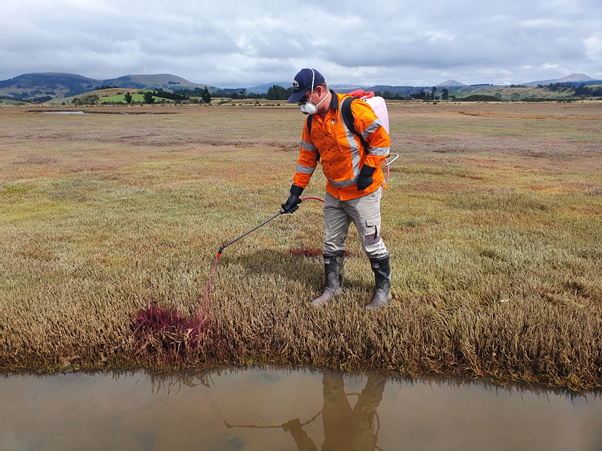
[1,102,601,390]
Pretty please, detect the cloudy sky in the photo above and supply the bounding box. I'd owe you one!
[1,0,601,88]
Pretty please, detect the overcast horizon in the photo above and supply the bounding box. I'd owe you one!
[1,0,601,89]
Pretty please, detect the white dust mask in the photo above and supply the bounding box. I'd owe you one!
[299,89,328,115]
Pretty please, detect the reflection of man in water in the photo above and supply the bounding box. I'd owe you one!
[283,370,386,451]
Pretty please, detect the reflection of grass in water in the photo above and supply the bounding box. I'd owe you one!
[1,103,601,390]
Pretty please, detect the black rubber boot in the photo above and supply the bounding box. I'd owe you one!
[312,253,344,307]
[365,255,392,310]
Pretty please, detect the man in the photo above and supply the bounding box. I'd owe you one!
[281,68,392,309]
[282,370,386,450]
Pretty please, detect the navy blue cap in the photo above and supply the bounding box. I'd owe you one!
[287,68,325,103]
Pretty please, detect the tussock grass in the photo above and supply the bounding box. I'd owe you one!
[1,103,601,390]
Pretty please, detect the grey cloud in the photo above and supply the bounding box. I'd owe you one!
[308,2,599,83]
[1,0,601,86]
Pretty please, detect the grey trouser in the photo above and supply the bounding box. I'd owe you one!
[323,187,389,259]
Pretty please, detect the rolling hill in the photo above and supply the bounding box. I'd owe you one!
[0,73,212,101]
[524,73,596,86]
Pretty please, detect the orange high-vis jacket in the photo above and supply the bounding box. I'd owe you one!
[293,92,391,201]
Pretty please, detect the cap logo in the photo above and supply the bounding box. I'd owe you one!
[293,80,299,89]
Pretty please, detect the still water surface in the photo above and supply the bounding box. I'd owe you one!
[2,367,601,450]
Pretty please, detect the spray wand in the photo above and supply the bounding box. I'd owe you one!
[201,210,286,303]
[217,210,285,256]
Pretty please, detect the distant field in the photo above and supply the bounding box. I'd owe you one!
[99,93,144,103]
[1,101,601,389]
[1,99,27,106]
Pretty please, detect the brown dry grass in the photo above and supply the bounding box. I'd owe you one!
[1,101,601,390]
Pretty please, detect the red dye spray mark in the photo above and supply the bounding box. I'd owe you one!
[289,247,323,258]
[200,253,221,309]
[133,302,212,362]
[134,304,209,337]
[133,253,222,361]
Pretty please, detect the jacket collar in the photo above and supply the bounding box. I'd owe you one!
[329,90,339,111]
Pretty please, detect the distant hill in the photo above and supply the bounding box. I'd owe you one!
[0,73,101,99]
[525,73,599,86]
[330,84,363,93]
[350,74,600,94]
[246,82,290,94]
[0,72,212,101]
[103,74,209,91]
[362,85,420,96]
[436,80,467,87]
[557,73,593,82]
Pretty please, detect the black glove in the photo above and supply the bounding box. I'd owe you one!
[281,185,304,213]
[357,165,375,191]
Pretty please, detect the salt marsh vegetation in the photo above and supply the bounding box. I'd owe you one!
[1,101,601,390]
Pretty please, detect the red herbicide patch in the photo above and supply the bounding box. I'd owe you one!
[289,247,322,257]
[133,254,224,364]
[133,303,215,363]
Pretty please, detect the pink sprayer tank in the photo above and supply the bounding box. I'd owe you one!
[349,90,390,134]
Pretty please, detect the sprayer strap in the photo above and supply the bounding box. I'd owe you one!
[306,97,369,153]
[341,97,370,152]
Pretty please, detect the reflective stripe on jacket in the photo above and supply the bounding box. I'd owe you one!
[292,91,391,201]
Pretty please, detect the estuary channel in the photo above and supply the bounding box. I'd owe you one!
[2,367,601,450]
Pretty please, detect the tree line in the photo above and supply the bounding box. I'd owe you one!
[539,82,602,96]
[573,83,602,97]
[122,87,212,104]
[375,87,452,101]
[175,85,291,100]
